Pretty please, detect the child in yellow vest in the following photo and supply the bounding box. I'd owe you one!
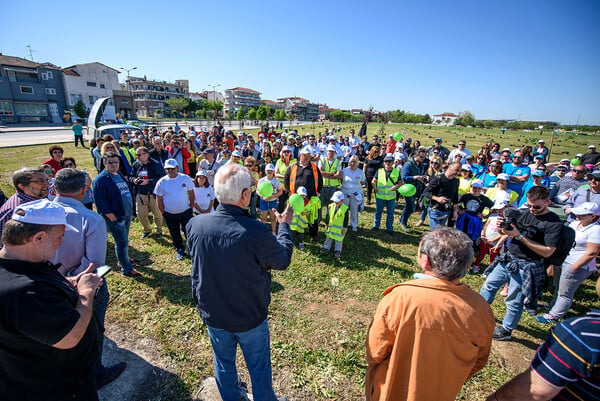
[321,191,349,259]
[290,186,310,250]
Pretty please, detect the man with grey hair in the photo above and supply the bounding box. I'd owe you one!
[0,167,50,246]
[187,163,293,401]
[51,168,126,388]
[366,227,494,401]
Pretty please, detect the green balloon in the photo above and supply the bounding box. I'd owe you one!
[288,193,305,214]
[393,132,403,141]
[571,158,581,166]
[398,184,417,197]
[257,181,274,198]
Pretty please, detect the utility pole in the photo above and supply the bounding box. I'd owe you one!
[208,84,220,120]
[26,45,36,62]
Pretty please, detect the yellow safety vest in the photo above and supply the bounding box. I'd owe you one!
[376,168,400,200]
[290,202,309,233]
[276,158,295,185]
[321,157,340,187]
[325,203,348,241]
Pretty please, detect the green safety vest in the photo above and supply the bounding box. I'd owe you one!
[290,202,308,233]
[276,158,296,185]
[325,203,348,241]
[376,168,400,200]
[321,157,340,187]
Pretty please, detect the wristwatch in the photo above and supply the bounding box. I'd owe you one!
[515,234,524,241]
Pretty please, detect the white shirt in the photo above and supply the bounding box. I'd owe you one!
[341,167,366,193]
[257,176,281,200]
[564,221,600,271]
[193,186,215,214]
[154,173,195,214]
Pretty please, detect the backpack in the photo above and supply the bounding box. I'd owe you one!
[543,222,576,267]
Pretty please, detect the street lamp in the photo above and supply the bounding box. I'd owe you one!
[120,66,137,118]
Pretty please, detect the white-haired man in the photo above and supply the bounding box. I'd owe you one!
[187,163,293,401]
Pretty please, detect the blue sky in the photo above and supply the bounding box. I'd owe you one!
[1,0,599,125]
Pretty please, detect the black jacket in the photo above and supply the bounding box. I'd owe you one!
[129,157,165,195]
[188,204,293,332]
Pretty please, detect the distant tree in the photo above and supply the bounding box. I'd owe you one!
[247,107,257,121]
[455,110,476,127]
[484,120,495,128]
[236,108,245,120]
[167,97,190,114]
[73,99,88,118]
[273,109,286,122]
[226,111,233,120]
[196,109,205,119]
[256,105,268,121]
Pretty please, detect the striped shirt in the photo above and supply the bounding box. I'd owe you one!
[0,192,38,246]
[531,310,600,400]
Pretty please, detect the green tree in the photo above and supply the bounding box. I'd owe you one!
[236,108,245,120]
[256,105,268,121]
[166,97,190,114]
[273,109,286,122]
[196,109,205,119]
[247,107,257,121]
[484,120,495,128]
[73,99,88,118]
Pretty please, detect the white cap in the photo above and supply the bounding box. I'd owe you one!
[496,173,509,181]
[491,199,509,210]
[265,163,275,171]
[331,191,344,202]
[11,199,78,232]
[231,150,241,157]
[589,145,596,149]
[296,186,308,196]
[164,159,178,169]
[461,164,472,171]
[571,202,600,216]
[395,153,405,160]
[538,139,545,143]
[471,179,484,188]
[195,170,207,177]
[327,145,336,152]
[300,147,311,155]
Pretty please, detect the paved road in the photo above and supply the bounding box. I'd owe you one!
[0,127,79,148]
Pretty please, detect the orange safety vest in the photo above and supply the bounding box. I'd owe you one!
[289,162,319,194]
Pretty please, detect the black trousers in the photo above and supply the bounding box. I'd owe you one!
[162,208,193,252]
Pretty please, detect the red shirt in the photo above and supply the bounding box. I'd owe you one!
[43,158,62,174]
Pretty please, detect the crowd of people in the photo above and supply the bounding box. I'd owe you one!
[0,121,598,401]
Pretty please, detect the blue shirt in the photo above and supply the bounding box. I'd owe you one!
[110,173,133,217]
[502,163,531,196]
[481,173,498,189]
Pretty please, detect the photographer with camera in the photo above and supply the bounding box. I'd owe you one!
[479,186,562,341]
[129,147,166,240]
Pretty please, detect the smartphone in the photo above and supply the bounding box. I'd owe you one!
[95,265,112,278]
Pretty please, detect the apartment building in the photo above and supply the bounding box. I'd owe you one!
[278,96,319,121]
[127,76,189,117]
[224,87,261,114]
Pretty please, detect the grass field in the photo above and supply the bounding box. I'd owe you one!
[0,123,597,400]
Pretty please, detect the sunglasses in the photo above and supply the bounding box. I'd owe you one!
[525,203,544,210]
[245,164,254,167]
[106,160,119,165]
[44,170,53,174]
[574,170,586,173]
[136,153,147,156]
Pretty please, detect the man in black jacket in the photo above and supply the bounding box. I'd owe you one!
[423,162,461,229]
[187,163,293,401]
[129,147,165,239]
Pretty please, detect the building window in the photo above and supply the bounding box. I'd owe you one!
[89,96,98,104]
[100,84,105,89]
[0,101,14,116]
[14,102,47,116]
[44,88,56,95]
[70,94,82,105]
[8,71,16,81]
[41,71,54,80]
[86,81,97,87]
[20,86,34,94]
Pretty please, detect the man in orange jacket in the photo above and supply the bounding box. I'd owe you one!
[365,227,494,401]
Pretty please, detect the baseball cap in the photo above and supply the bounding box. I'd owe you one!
[586,171,600,179]
[560,158,570,163]
[576,153,584,158]
[532,170,545,177]
[534,155,544,160]
[383,154,394,162]
[471,179,484,188]
[281,145,291,153]
[538,139,545,143]
[203,148,215,154]
[557,165,568,171]
[461,164,472,171]
[300,147,311,155]
[231,150,241,157]
[491,199,509,210]
[164,159,178,169]
[195,170,207,177]
[331,191,344,202]
[327,145,336,152]
[589,145,596,149]
[296,186,308,196]
[435,138,442,142]
[570,202,600,216]
[11,199,78,232]
[265,163,275,171]
[496,173,509,181]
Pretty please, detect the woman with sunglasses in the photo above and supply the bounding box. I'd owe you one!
[275,146,295,213]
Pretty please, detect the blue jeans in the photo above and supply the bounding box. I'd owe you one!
[479,262,524,331]
[374,198,395,232]
[399,195,415,225]
[207,319,277,401]
[105,217,133,274]
[93,283,110,372]
[428,208,450,229]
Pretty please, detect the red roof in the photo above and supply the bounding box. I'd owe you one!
[227,87,260,94]
[433,113,458,117]
[0,55,41,69]
[261,99,278,106]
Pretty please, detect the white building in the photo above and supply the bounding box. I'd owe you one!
[224,87,261,113]
[62,62,121,120]
[432,112,458,126]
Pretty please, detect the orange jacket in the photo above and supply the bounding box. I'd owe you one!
[365,278,494,401]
